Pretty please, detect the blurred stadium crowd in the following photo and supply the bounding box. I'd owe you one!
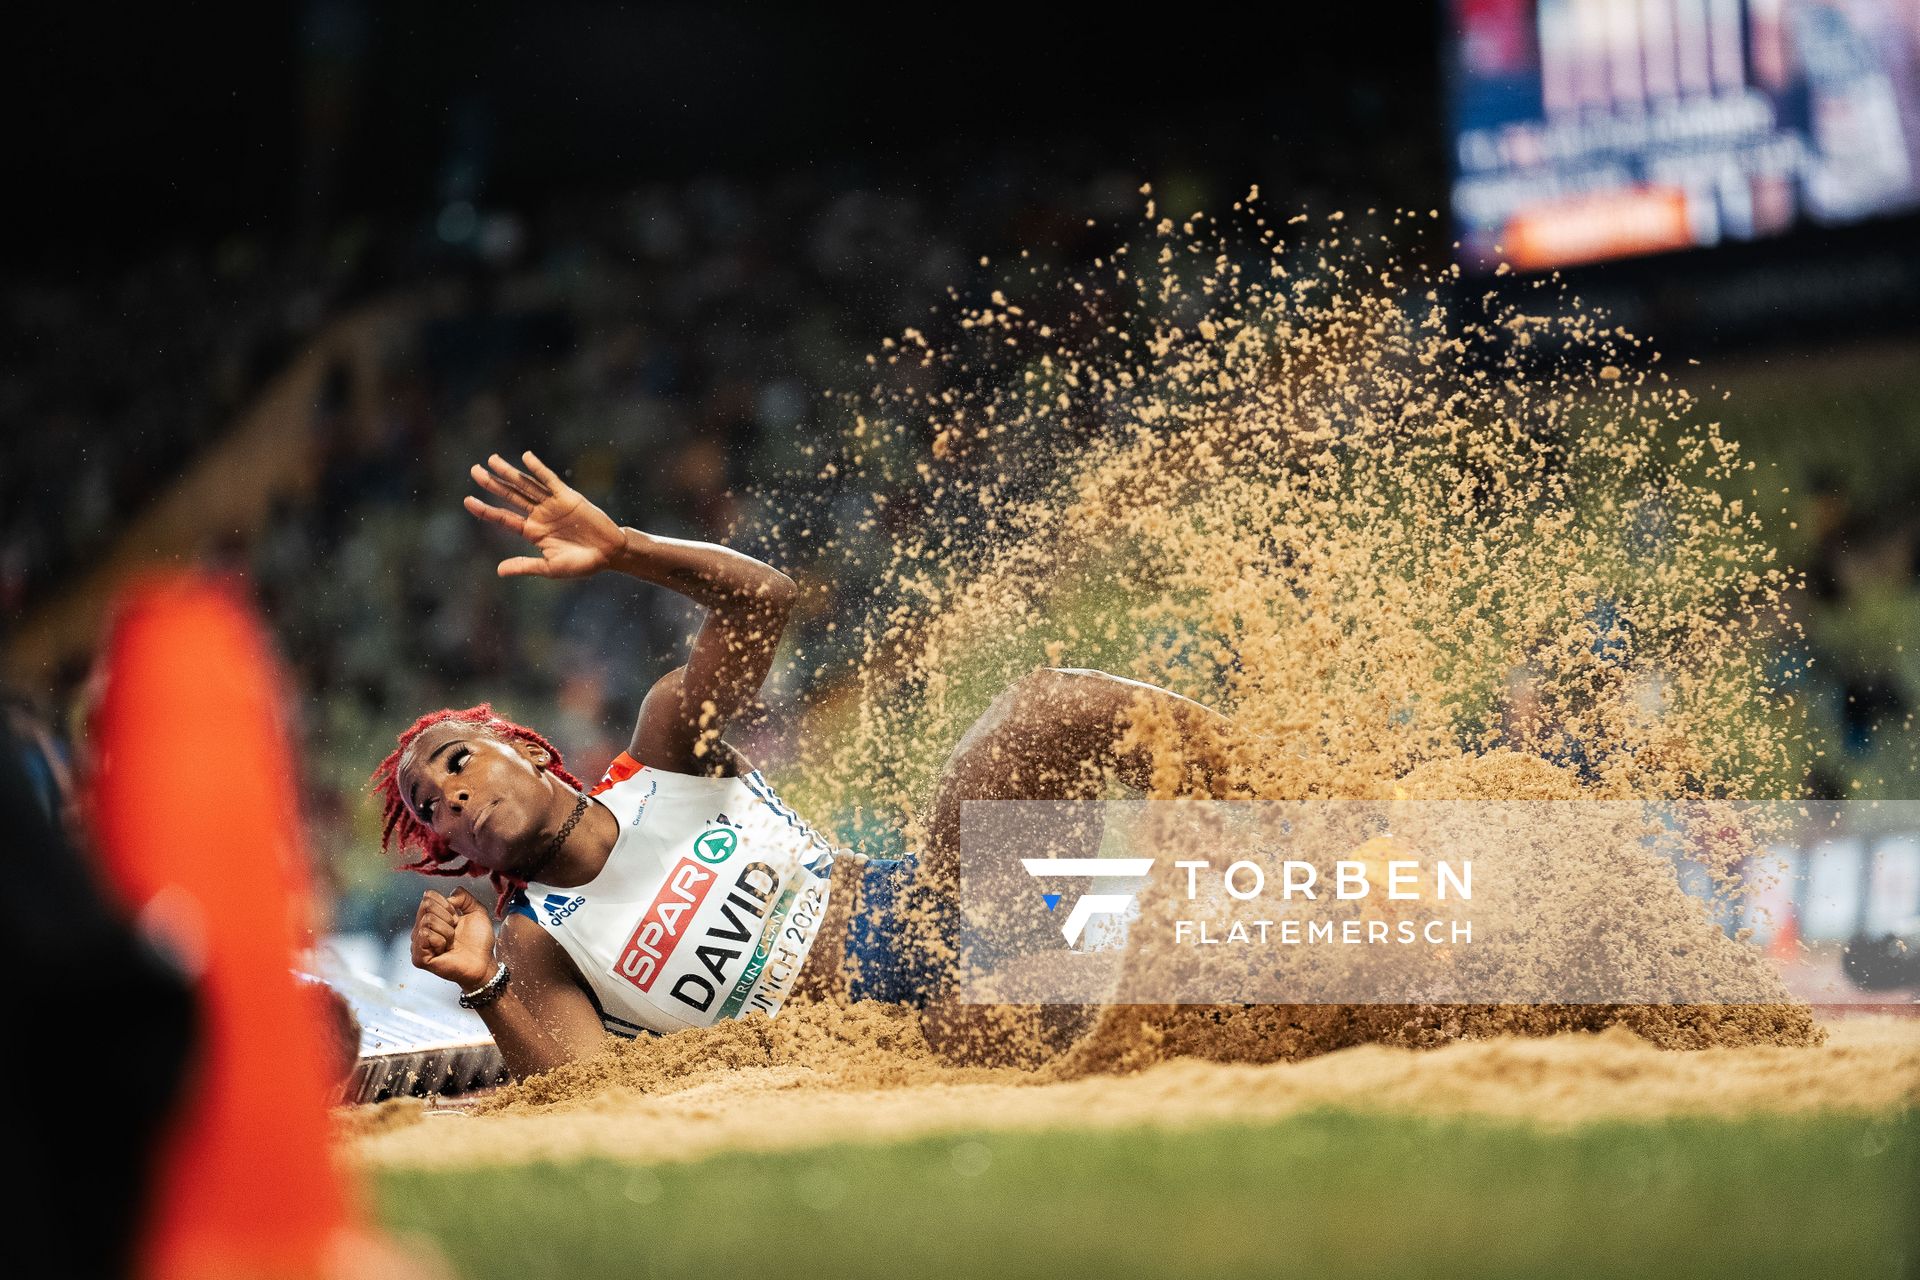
[4,150,1917,940]
[1,246,334,616]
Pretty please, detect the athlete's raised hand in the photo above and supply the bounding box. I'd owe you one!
[409,887,497,989]
[464,450,626,579]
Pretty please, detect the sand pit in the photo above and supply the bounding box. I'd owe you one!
[347,1013,1920,1170]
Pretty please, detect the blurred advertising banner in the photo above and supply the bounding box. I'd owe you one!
[955,799,1920,1004]
[1448,0,1920,267]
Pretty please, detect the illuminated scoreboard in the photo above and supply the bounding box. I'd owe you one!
[1448,0,1920,270]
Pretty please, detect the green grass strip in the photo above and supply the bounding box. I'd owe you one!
[376,1107,1918,1279]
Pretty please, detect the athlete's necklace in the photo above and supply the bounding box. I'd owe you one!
[526,791,591,882]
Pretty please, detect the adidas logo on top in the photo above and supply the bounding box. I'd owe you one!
[543,892,586,922]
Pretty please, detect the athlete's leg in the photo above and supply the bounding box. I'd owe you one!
[904,668,1239,1062]
[924,667,1236,882]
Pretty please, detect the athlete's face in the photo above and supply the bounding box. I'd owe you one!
[397,724,558,876]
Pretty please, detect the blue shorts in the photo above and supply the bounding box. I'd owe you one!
[843,854,946,1007]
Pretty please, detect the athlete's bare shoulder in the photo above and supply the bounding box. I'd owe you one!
[632,735,756,781]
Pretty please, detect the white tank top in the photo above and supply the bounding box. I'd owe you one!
[507,752,840,1037]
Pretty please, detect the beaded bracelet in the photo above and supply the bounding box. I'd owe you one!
[457,960,512,1010]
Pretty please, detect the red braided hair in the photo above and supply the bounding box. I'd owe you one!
[369,704,586,917]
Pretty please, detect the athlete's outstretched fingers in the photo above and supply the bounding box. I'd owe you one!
[464,494,530,536]
[470,464,535,513]
[497,451,550,497]
[496,555,551,579]
[520,450,567,492]
[486,453,548,505]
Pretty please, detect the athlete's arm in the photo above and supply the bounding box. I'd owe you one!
[613,531,795,775]
[463,449,797,776]
[410,886,609,1079]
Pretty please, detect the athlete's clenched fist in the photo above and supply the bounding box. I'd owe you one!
[410,887,496,990]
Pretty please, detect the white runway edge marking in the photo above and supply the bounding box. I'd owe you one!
[1020,859,1156,946]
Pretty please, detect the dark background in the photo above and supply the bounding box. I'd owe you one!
[6,3,1442,271]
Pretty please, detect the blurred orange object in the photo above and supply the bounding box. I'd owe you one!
[91,573,351,1280]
